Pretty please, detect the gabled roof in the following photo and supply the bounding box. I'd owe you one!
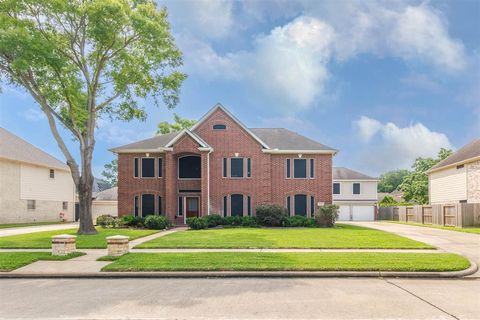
[0,127,69,170]
[93,177,111,193]
[333,167,377,180]
[427,138,480,173]
[251,128,336,152]
[111,104,337,154]
[93,186,117,201]
[191,103,270,149]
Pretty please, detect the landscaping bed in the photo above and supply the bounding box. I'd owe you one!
[0,252,84,271]
[99,252,469,272]
[0,228,158,249]
[386,221,480,235]
[136,225,433,249]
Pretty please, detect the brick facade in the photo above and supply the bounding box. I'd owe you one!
[117,107,334,225]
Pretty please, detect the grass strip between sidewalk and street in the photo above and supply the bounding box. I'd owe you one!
[0,252,85,271]
[385,221,480,235]
[0,228,158,249]
[136,225,433,249]
[99,252,469,272]
[0,221,66,229]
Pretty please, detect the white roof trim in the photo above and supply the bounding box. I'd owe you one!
[190,103,270,149]
[426,155,480,174]
[109,148,171,154]
[263,149,337,155]
[165,129,210,148]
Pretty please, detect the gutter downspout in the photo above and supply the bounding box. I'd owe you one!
[207,149,212,215]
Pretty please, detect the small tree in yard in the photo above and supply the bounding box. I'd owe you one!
[316,205,339,227]
[0,0,186,234]
[101,159,117,188]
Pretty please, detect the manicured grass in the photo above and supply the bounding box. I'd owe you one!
[386,221,480,235]
[136,225,433,249]
[0,228,158,249]
[100,252,469,272]
[0,221,65,229]
[0,252,84,271]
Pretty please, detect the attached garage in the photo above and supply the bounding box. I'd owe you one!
[337,205,375,221]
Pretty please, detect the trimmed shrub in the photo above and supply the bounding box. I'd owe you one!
[144,215,170,230]
[315,205,339,227]
[241,216,258,227]
[96,215,118,228]
[256,204,288,227]
[120,215,144,228]
[204,214,224,227]
[285,216,308,227]
[186,217,208,230]
[224,216,243,226]
[304,217,318,227]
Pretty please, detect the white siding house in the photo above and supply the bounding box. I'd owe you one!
[427,139,480,204]
[333,167,378,221]
[0,128,75,223]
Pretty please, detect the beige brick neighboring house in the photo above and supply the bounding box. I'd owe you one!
[427,138,480,204]
[0,127,75,223]
[333,167,378,221]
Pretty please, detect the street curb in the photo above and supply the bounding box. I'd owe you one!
[1,261,477,279]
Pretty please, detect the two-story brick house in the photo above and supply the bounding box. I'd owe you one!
[111,104,337,225]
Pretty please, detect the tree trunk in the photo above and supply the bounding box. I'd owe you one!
[76,150,97,235]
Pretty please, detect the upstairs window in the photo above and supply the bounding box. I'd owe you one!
[179,156,201,179]
[213,124,226,130]
[230,158,244,178]
[223,158,227,178]
[134,158,139,178]
[141,158,155,178]
[310,159,315,178]
[293,159,307,178]
[247,158,252,177]
[158,158,163,178]
[333,183,340,195]
[49,169,55,179]
[286,159,291,178]
[353,183,361,195]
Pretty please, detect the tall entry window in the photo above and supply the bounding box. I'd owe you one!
[230,194,244,216]
[141,194,155,217]
[178,156,201,179]
[294,195,307,216]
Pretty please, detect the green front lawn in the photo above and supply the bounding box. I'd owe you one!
[386,221,480,235]
[100,252,469,272]
[0,252,84,271]
[0,221,65,229]
[136,225,433,249]
[0,228,158,249]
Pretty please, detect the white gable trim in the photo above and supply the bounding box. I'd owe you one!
[165,129,210,148]
[190,103,270,149]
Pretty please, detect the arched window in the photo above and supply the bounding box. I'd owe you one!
[178,155,201,179]
[294,194,307,217]
[231,194,244,217]
[213,124,226,130]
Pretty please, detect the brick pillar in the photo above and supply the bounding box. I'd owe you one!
[200,151,209,216]
[164,152,176,222]
[51,234,76,256]
[106,235,129,256]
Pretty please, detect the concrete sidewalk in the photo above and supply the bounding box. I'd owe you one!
[0,222,78,237]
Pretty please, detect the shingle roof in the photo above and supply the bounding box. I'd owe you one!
[250,128,336,151]
[93,187,117,201]
[333,167,377,180]
[0,127,69,170]
[429,138,480,172]
[110,131,180,152]
[93,178,111,193]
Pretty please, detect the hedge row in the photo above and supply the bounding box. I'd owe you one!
[96,214,171,230]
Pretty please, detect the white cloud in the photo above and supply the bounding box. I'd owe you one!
[19,108,45,122]
[96,118,152,146]
[354,116,452,171]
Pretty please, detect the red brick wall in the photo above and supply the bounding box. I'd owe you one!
[117,107,333,223]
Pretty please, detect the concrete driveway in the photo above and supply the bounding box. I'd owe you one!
[346,221,480,276]
[0,222,78,237]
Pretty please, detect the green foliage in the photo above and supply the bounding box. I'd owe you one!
[315,205,339,228]
[96,215,119,228]
[379,195,398,207]
[400,148,453,204]
[143,215,170,230]
[378,170,410,193]
[204,214,224,228]
[101,159,118,188]
[255,204,288,227]
[120,215,144,228]
[157,113,197,134]
[223,216,244,226]
[241,216,259,227]
[186,217,208,230]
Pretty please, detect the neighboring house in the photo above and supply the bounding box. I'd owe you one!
[74,177,111,221]
[333,167,378,221]
[92,187,118,222]
[427,138,480,204]
[0,127,75,223]
[378,189,404,203]
[111,104,337,224]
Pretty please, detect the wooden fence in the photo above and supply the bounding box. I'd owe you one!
[378,203,480,227]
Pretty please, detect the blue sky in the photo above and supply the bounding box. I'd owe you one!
[0,0,479,177]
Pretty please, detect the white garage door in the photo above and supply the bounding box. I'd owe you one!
[351,206,374,221]
[337,206,350,221]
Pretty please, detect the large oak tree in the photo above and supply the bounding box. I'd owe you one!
[0,0,186,234]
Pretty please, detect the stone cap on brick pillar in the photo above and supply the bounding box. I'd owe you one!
[51,234,76,242]
[106,235,129,243]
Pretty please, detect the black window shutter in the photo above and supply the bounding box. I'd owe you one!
[158,158,163,178]
[286,159,291,178]
[223,158,227,178]
[134,158,139,177]
[310,159,314,178]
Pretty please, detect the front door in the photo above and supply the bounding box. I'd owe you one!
[186,197,199,218]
